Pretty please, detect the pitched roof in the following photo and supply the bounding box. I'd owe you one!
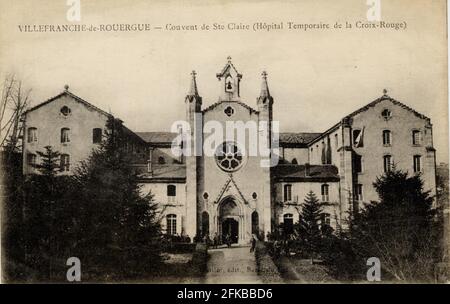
[23,89,111,117]
[279,132,322,145]
[346,95,430,121]
[137,164,186,182]
[308,94,430,145]
[202,100,258,114]
[216,57,242,79]
[135,132,177,144]
[272,164,339,182]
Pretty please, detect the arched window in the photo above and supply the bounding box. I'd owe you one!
[251,211,259,235]
[383,155,392,172]
[283,213,294,235]
[291,158,298,165]
[166,214,177,235]
[27,127,37,143]
[60,154,70,172]
[93,128,102,144]
[158,156,165,164]
[382,130,391,146]
[167,184,176,202]
[283,184,292,202]
[61,128,70,143]
[201,211,209,237]
[321,184,329,202]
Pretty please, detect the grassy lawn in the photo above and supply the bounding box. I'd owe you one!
[275,256,336,283]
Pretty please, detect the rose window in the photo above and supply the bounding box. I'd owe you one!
[215,142,244,172]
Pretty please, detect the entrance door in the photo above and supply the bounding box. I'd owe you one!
[222,218,239,244]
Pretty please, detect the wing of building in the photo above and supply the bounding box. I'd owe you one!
[22,59,437,244]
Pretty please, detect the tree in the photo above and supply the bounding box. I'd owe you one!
[296,191,326,260]
[21,146,73,280]
[349,169,439,281]
[0,76,30,158]
[69,117,161,279]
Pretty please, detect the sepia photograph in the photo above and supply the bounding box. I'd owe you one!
[0,0,449,288]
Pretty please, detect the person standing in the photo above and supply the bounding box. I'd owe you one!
[250,235,257,253]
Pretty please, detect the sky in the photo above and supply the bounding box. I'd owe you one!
[0,0,448,162]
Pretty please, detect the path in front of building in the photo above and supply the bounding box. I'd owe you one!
[205,245,262,283]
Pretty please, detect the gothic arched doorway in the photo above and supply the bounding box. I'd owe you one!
[218,197,240,244]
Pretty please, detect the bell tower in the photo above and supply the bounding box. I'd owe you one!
[216,56,242,101]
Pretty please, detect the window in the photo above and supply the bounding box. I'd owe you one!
[61,128,70,143]
[413,155,422,173]
[167,185,176,202]
[203,192,209,200]
[252,192,258,200]
[158,156,166,164]
[283,213,294,234]
[321,213,331,226]
[27,127,37,143]
[283,184,292,201]
[291,158,298,165]
[354,154,363,173]
[321,184,329,202]
[60,106,71,116]
[166,214,177,235]
[381,109,391,120]
[334,133,338,149]
[201,212,209,237]
[252,211,259,235]
[27,153,36,167]
[355,184,363,201]
[215,142,244,172]
[60,154,70,172]
[383,155,392,172]
[382,130,391,146]
[93,128,102,144]
[224,106,235,117]
[352,129,363,147]
[412,130,421,145]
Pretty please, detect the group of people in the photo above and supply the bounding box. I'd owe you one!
[201,232,234,248]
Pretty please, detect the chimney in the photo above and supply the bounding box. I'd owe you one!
[305,163,310,177]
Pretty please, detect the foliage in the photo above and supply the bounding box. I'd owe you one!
[324,169,441,282]
[18,118,162,281]
[295,191,328,259]
[68,117,162,278]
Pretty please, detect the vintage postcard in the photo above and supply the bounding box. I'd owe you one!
[0,0,449,286]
